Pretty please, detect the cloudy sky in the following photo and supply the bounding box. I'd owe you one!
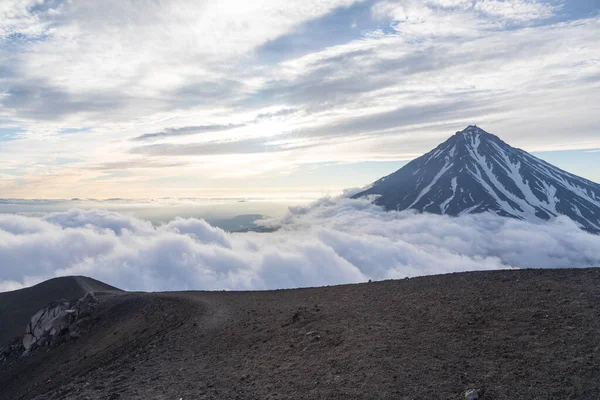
[1,0,599,199]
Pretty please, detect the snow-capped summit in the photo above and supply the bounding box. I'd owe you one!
[353,126,600,233]
[459,124,487,135]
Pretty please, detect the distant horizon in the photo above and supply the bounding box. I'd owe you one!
[1,124,599,200]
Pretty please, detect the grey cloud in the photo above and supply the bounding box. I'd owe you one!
[0,53,244,122]
[85,160,189,170]
[299,97,499,139]
[129,135,315,157]
[2,77,125,120]
[0,63,17,79]
[168,79,245,109]
[159,21,599,150]
[255,108,298,120]
[131,124,245,142]
[241,23,585,114]
[129,97,498,158]
[239,47,450,109]
[0,76,245,122]
[130,108,299,142]
[315,49,375,66]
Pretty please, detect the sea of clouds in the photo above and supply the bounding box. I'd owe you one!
[1,197,599,292]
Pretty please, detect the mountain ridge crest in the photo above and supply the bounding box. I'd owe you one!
[353,126,600,233]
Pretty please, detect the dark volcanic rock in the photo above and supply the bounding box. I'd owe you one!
[0,276,121,347]
[353,125,600,233]
[23,292,100,355]
[2,269,600,399]
[0,338,23,363]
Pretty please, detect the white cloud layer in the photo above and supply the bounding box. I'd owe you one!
[1,198,599,292]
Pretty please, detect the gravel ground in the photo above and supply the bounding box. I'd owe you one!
[1,268,600,399]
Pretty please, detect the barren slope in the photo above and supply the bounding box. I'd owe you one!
[2,269,600,399]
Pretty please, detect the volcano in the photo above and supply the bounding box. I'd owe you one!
[353,125,600,233]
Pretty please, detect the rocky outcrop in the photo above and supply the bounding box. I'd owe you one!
[1,292,101,361]
[23,292,100,354]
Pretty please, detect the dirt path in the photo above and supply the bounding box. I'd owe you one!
[2,268,600,399]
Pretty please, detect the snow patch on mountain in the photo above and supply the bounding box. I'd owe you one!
[354,126,600,233]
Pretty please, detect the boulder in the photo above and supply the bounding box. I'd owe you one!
[23,300,72,351]
[20,292,100,356]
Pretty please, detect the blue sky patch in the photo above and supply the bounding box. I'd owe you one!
[0,127,25,142]
[256,1,380,64]
[60,127,91,134]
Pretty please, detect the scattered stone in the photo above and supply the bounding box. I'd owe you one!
[292,313,300,323]
[0,337,25,362]
[465,389,479,400]
[69,331,81,339]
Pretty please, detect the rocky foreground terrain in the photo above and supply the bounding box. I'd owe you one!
[1,269,600,399]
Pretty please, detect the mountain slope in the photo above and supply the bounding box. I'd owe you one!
[2,270,600,399]
[354,125,600,233]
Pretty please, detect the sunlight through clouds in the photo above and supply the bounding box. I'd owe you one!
[0,0,598,198]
